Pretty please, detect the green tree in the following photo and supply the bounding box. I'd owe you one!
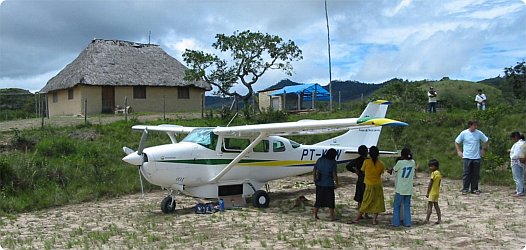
[183,30,303,115]
[504,61,526,100]
[373,78,426,111]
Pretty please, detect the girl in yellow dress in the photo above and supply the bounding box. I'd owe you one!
[353,146,385,225]
[425,159,442,224]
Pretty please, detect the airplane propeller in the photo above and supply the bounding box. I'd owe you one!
[137,128,148,155]
[122,128,148,198]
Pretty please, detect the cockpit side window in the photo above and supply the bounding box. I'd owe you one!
[273,140,286,152]
[222,138,250,152]
[253,140,269,152]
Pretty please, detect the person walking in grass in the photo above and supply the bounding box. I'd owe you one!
[425,159,442,225]
[455,120,489,195]
[390,148,415,227]
[353,146,385,225]
[509,132,525,197]
[313,148,339,221]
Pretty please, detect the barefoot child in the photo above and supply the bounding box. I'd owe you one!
[425,159,442,224]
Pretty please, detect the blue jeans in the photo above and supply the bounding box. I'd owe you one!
[393,193,411,227]
[511,163,524,195]
[463,159,481,192]
[428,102,436,113]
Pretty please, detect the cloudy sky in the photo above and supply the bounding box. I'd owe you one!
[1,0,525,93]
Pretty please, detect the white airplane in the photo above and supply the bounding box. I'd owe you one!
[122,100,407,213]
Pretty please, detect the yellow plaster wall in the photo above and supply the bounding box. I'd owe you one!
[46,87,83,116]
[47,85,205,116]
[114,86,204,113]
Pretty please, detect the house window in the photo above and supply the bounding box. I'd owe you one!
[178,86,190,99]
[133,86,146,99]
[52,92,58,103]
[68,88,74,100]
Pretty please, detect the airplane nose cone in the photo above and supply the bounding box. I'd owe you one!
[122,152,143,166]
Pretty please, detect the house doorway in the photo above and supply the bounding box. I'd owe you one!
[101,86,115,113]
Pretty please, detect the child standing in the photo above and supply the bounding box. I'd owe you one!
[391,148,415,227]
[425,159,442,224]
[353,146,385,225]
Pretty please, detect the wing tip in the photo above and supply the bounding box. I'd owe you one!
[372,100,392,105]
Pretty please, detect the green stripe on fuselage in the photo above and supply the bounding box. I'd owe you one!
[160,158,314,167]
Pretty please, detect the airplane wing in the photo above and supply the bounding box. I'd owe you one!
[131,124,199,144]
[212,117,407,137]
[131,124,197,133]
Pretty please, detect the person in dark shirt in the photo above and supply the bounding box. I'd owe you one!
[346,145,368,211]
[313,148,339,221]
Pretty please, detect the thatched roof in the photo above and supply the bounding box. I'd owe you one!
[40,39,211,93]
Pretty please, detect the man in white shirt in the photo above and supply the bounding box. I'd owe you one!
[455,120,489,195]
[475,89,487,110]
[427,86,437,113]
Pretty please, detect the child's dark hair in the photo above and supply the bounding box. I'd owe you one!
[358,145,368,157]
[428,159,439,169]
[510,131,525,140]
[401,147,413,160]
[369,146,379,163]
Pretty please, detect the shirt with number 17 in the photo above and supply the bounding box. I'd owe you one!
[393,159,415,195]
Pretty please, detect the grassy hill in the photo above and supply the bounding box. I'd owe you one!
[0,88,37,121]
[369,78,505,112]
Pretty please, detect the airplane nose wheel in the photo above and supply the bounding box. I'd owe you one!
[252,190,270,208]
[161,196,176,213]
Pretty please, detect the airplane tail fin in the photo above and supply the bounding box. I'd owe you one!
[314,100,391,148]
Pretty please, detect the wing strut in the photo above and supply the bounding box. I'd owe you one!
[208,132,267,183]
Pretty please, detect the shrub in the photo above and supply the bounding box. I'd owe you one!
[36,137,76,157]
[255,108,289,124]
[0,158,16,194]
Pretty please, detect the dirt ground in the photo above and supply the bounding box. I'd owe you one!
[1,171,525,249]
[0,113,202,132]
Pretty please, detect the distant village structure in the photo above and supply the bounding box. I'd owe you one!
[258,83,330,112]
[40,39,211,116]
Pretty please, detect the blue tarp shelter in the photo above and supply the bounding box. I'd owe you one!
[268,83,330,111]
[270,83,330,101]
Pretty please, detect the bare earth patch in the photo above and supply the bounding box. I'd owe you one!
[1,171,525,249]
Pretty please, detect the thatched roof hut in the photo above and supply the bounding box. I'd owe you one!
[40,39,211,116]
[40,39,210,93]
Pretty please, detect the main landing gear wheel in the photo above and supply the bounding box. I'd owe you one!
[161,196,176,214]
[252,190,270,208]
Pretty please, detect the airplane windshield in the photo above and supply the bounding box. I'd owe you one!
[289,139,301,148]
[181,128,216,149]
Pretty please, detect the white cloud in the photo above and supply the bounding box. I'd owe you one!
[0,0,525,93]
[442,0,486,14]
[383,0,413,17]
[466,3,524,19]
